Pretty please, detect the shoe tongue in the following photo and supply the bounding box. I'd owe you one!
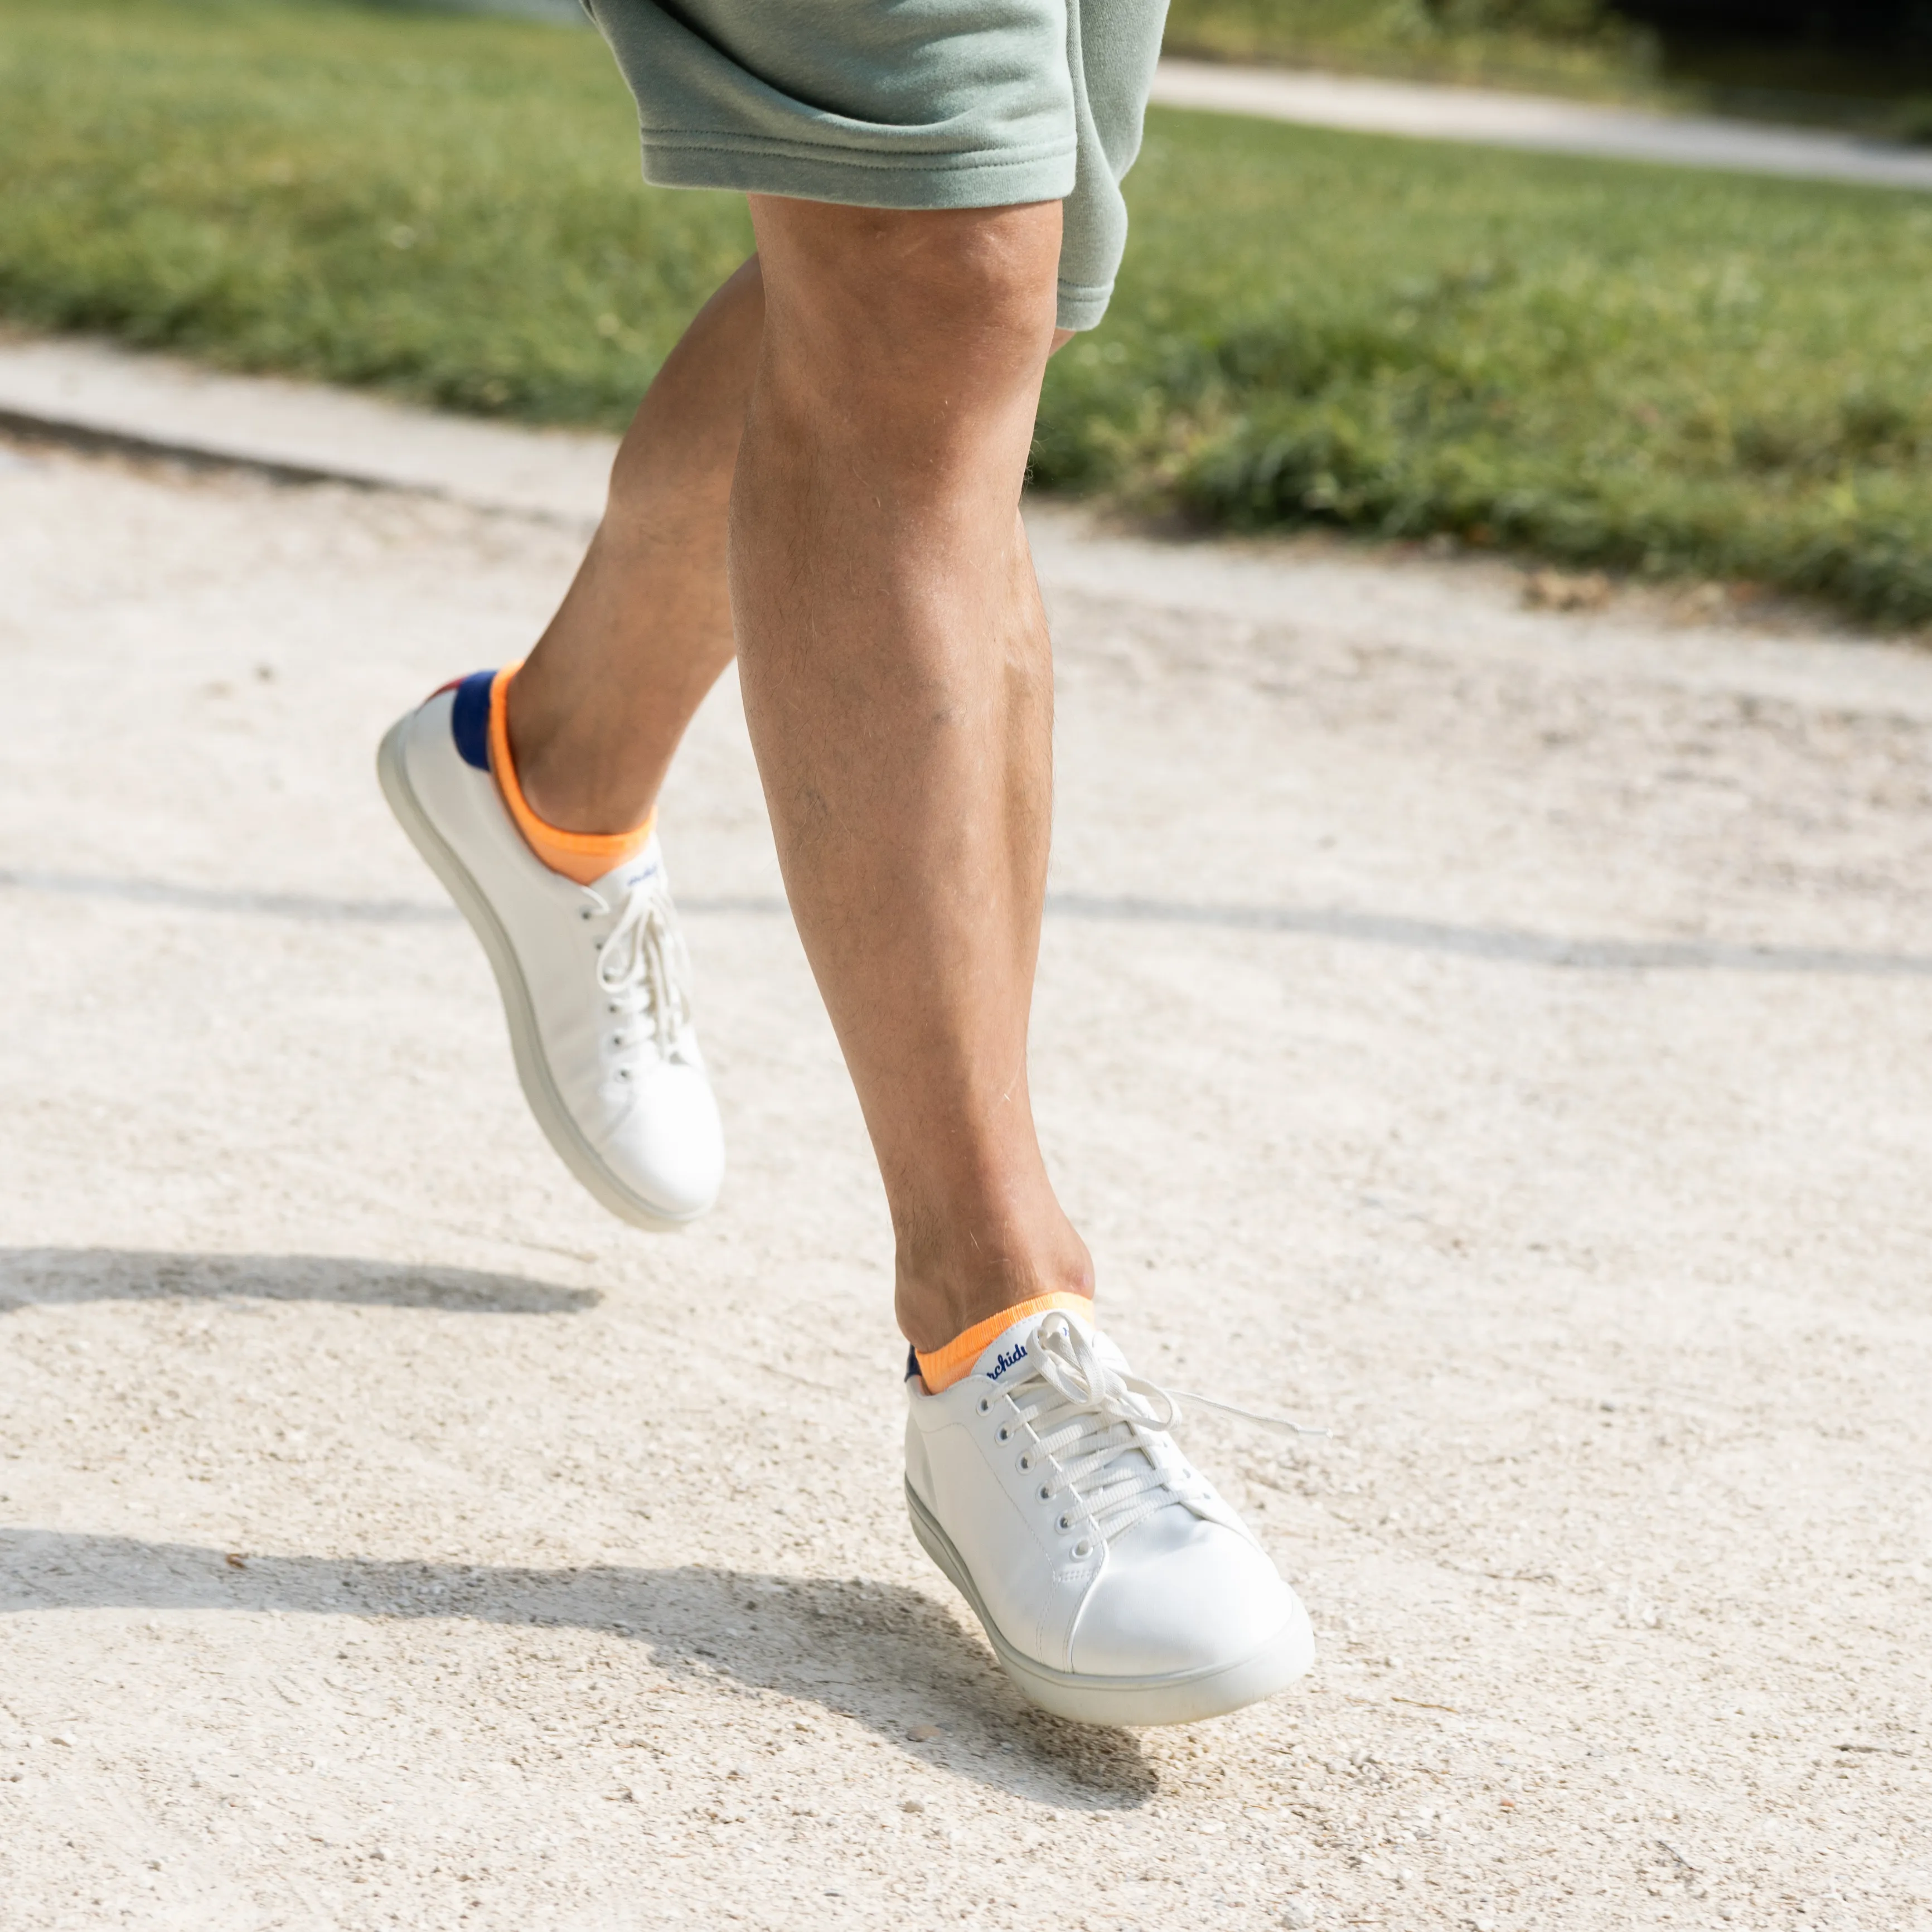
[594,834,663,899]
[969,1300,1098,1388]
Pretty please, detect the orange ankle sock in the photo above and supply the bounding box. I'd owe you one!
[487,665,655,887]
[913,1292,1095,1394]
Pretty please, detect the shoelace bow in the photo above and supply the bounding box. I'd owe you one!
[587,870,694,1066]
[999,1313,1325,1548]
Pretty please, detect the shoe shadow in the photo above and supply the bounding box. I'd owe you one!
[0,1248,598,1317]
[0,1529,1156,1807]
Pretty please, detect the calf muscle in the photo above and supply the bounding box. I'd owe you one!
[730,196,1092,1349]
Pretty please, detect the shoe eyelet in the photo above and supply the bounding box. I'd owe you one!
[579,908,592,922]
[995,1424,1010,1443]
[1073,1538,1093,1560]
[1057,1513,1073,1532]
[976,1397,991,1416]
[1037,1484,1052,1503]
[616,1068,631,1081]
[1016,1452,1031,1471]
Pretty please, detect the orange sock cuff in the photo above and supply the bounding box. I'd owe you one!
[488,665,655,888]
[913,1292,1095,1394]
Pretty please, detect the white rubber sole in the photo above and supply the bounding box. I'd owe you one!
[377,715,700,1234]
[906,1478,1315,1727]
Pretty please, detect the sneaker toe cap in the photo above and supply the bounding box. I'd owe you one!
[1071,1510,1309,1680]
[601,1063,724,1220]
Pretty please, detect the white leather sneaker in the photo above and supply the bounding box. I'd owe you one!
[377,672,724,1227]
[904,1307,1314,1726]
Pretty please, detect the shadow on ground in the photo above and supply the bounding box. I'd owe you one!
[13,868,1932,975]
[0,1248,598,1316]
[0,1529,1155,1805]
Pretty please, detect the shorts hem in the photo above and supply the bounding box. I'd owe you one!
[641,132,1078,211]
[1055,278,1115,332]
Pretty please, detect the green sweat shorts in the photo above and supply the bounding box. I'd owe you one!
[582,0,1169,331]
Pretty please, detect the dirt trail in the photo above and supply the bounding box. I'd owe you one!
[2,429,1929,1931]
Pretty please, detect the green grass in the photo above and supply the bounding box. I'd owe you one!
[3,0,1931,625]
[0,0,752,419]
[1159,2,1932,137]
[1050,113,1932,624]
[1163,0,1658,99]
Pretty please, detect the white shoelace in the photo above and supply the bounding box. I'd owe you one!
[991,1313,1325,1550]
[585,869,694,1069]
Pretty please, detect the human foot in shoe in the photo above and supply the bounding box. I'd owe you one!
[377,669,723,1227]
[904,1304,1314,1726]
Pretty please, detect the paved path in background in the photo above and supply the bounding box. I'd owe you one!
[0,333,613,521]
[1151,57,1932,188]
[3,359,1931,1929]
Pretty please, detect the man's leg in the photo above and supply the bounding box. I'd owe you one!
[728,196,1091,1354]
[506,256,766,834]
[725,194,1311,1726]
[509,248,1076,845]
[381,172,1313,1723]
[374,260,766,1228]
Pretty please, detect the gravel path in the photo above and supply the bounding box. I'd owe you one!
[2,394,1930,1931]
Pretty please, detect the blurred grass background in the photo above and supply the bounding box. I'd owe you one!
[1164,0,1659,98]
[0,0,752,418]
[2,0,1930,623]
[1161,0,1932,136]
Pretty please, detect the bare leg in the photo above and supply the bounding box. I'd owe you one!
[505,248,1073,844]
[728,197,1092,1352]
[506,255,765,833]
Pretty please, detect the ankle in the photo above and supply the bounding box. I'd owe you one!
[503,665,660,836]
[893,1221,1095,1358]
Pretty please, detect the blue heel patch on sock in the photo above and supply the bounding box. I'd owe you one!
[449,670,496,772]
[905,1345,921,1383]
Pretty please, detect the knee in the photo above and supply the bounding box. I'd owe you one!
[750,197,1061,396]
